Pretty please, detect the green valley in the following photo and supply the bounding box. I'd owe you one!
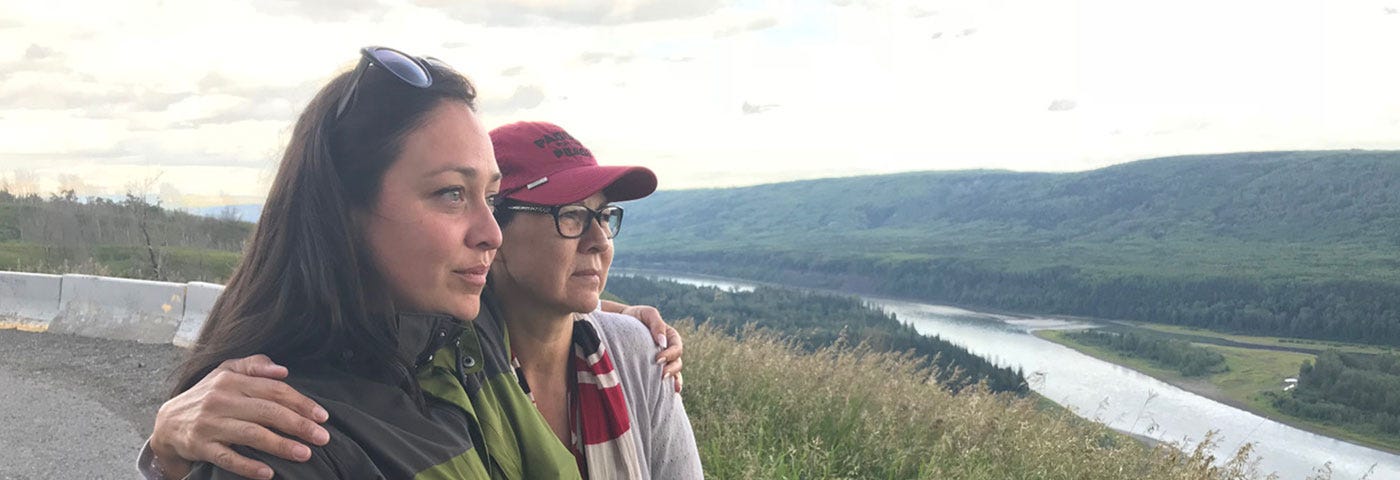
[616,150,1400,346]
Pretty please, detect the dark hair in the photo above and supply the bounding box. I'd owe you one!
[172,59,478,395]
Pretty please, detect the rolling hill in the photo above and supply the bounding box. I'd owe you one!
[615,150,1400,345]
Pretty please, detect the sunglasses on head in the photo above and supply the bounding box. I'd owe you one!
[332,46,468,123]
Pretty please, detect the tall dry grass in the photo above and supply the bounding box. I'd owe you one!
[680,322,1311,480]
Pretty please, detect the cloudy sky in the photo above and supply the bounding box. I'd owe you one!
[2,0,1399,206]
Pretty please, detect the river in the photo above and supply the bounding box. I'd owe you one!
[618,269,1400,480]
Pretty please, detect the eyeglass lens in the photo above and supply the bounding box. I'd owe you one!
[556,205,622,238]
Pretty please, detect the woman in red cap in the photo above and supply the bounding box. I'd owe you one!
[486,120,703,478]
[137,47,690,479]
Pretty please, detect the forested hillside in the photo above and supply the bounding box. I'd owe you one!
[0,190,248,281]
[616,151,1400,345]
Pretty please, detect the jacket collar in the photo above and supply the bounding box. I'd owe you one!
[395,312,467,369]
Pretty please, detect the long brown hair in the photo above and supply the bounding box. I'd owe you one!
[173,57,478,395]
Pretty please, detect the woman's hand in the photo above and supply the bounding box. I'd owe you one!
[601,300,685,393]
[149,354,330,480]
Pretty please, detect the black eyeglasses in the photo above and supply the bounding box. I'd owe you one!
[502,204,625,239]
[332,46,464,122]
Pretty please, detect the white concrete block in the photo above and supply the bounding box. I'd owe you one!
[50,274,187,344]
[175,282,225,348]
[0,271,63,332]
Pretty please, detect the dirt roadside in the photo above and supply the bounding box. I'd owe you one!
[0,329,183,478]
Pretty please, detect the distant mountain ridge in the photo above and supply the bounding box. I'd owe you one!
[615,150,1400,345]
[624,150,1400,246]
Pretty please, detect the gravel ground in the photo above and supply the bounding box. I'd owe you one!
[0,329,184,479]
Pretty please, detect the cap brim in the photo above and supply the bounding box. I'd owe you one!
[506,165,657,205]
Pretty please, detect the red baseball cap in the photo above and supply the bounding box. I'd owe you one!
[490,121,657,205]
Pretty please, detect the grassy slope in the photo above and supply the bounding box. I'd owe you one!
[1036,330,1400,455]
[686,323,1291,479]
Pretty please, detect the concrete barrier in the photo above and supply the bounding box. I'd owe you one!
[175,282,225,348]
[49,274,187,344]
[0,272,62,332]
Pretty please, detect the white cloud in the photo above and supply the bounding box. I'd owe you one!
[415,0,727,26]
[578,51,636,64]
[714,16,777,38]
[1,0,1397,200]
[741,102,779,115]
[23,44,59,61]
[479,84,547,114]
[248,0,391,21]
[1048,100,1077,112]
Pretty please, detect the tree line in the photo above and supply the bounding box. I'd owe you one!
[0,190,250,281]
[0,190,249,250]
[604,275,1028,394]
[1270,350,1400,439]
[1064,330,1228,377]
[619,251,1400,347]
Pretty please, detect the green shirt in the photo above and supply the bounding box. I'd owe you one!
[416,296,581,479]
[186,295,579,479]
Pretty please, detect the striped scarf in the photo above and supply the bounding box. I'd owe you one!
[516,315,645,479]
